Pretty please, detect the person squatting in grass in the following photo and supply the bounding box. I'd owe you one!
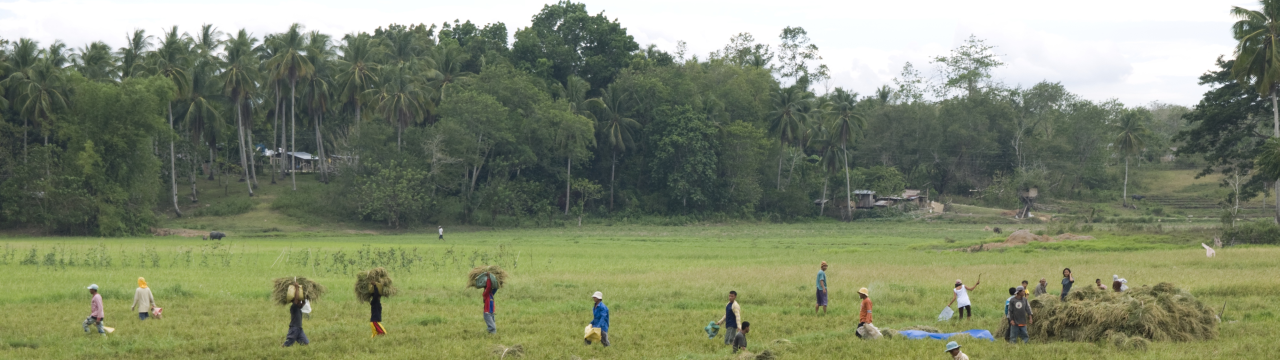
[1061,268,1076,301]
[815,261,828,314]
[944,341,969,360]
[733,321,750,353]
[947,278,979,321]
[716,290,742,346]
[132,277,158,320]
[83,284,106,336]
[586,291,610,347]
[283,287,309,347]
[1008,285,1033,344]
[370,284,386,337]
[483,273,496,334]
[855,287,873,338]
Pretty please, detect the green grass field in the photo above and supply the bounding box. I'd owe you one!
[1,223,1276,359]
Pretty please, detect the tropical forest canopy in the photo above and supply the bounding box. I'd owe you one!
[0,1,1211,235]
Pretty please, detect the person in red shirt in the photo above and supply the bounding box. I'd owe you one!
[483,276,496,334]
[856,287,873,338]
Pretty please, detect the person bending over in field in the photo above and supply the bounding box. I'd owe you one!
[815,261,828,315]
[282,285,309,347]
[586,291,610,347]
[947,279,979,321]
[733,321,750,353]
[132,277,157,321]
[84,284,106,336]
[856,288,873,338]
[716,291,743,346]
[1060,268,1075,301]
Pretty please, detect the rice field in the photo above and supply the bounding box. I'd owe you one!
[0,223,1276,359]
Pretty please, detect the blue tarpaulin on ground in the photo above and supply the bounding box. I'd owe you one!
[897,329,995,341]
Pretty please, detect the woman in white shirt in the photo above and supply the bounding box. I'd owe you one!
[132,277,157,320]
[946,278,980,320]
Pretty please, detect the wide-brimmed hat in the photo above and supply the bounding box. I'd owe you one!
[944,341,961,352]
[858,287,869,296]
[592,291,603,300]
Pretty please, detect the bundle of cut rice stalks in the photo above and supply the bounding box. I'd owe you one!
[468,265,507,289]
[272,277,327,305]
[355,267,399,302]
[995,282,1216,343]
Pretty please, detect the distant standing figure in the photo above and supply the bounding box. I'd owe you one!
[132,277,157,320]
[84,284,106,336]
[438,226,444,240]
[716,291,742,346]
[1033,278,1047,297]
[733,321,750,353]
[856,288,874,338]
[483,275,496,334]
[1201,243,1216,258]
[1003,287,1017,341]
[1060,268,1076,301]
[586,291,609,347]
[947,279,979,321]
[944,341,969,360]
[815,261,828,314]
[1008,286,1032,344]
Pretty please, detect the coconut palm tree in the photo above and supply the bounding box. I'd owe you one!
[117,30,151,80]
[149,26,193,217]
[335,33,382,135]
[767,86,814,190]
[73,41,119,82]
[223,29,260,196]
[584,85,640,210]
[376,61,428,151]
[182,24,225,200]
[10,60,68,147]
[302,31,334,182]
[2,38,41,162]
[827,88,865,220]
[1113,109,1149,208]
[429,40,472,102]
[1232,0,1280,222]
[265,23,314,191]
[256,34,284,184]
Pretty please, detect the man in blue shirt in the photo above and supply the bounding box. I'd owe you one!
[587,291,610,347]
[815,261,828,314]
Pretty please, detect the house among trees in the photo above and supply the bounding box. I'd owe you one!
[853,190,877,209]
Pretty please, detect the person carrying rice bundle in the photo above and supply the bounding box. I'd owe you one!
[132,277,158,321]
[585,291,610,347]
[83,284,106,336]
[468,266,506,334]
[947,278,980,321]
[356,268,397,338]
[273,277,326,347]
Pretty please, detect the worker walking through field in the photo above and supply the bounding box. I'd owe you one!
[83,284,106,336]
[586,291,609,347]
[282,284,309,347]
[483,274,496,334]
[438,226,444,240]
[132,277,158,320]
[815,261,828,314]
[856,288,874,338]
[370,286,386,337]
[716,291,742,345]
[1008,285,1032,344]
[947,278,979,321]
[1060,268,1076,301]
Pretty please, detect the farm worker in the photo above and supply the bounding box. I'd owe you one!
[856,288,873,338]
[483,274,496,334]
[716,290,742,345]
[946,279,979,321]
[815,261,828,314]
[585,291,610,347]
[1096,278,1106,291]
[1060,268,1076,301]
[1021,280,1030,293]
[438,226,444,240]
[84,284,106,336]
[282,285,309,347]
[131,277,157,320]
[1112,275,1127,292]
[1008,286,1032,344]
[733,321,750,353]
[944,341,969,360]
[1033,278,1047,297]
[370,284,386,337]
[1003,287,1017,341]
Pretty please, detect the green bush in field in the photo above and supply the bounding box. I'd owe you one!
[191,198,255,217]
[1223,220,1280,245]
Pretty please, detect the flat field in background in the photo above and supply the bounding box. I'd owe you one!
[1,223,1276,359]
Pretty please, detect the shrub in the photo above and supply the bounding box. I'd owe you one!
[1222,221,1280,245]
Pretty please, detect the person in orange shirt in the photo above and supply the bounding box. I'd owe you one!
[856,287,873,338]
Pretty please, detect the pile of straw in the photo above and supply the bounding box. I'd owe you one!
[995,282,1216,343]
[491,344,524,359]
[271,277,327,305]
[355,267,399,303]
[467,265,507,289]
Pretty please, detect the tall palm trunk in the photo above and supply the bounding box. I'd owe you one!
[245,104,259,187]
[1123,157,1129,208]
[820,177,828,216]
[236,101,254,196]
[22,118,28,163]
[207,139,216,181]
[354,102,362,135]
[314,111,327,183]
[168,102,182,217]
[610,151,617,211]
[565,155,572,215]
[843,145,852,222]
[271,84,281,184]
[1273,93,1279,224]
[777,146,785,191]
[289,80,297,191]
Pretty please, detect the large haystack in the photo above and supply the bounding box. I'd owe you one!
[468,265,507,289]
[995,283,1216,342]
[272,277,327,305]
[355,267,399,303]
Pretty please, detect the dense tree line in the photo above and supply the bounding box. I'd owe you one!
[0,1,1188,234]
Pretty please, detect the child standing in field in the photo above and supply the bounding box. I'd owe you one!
[83,284,106,336]
[132,277,157,320]
[947,279,979,321]
[815,261,828,314]
[856,288,873,338]
[1060,268,1075,301]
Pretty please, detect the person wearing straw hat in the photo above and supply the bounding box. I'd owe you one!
[716,291,742,346]
[815,261,828,315]
[131,277,158,321]
[586,291,610,347]
[946,278,980,321]
[856,287,874,338]
[944,341,969,360]
[83,284,106,336]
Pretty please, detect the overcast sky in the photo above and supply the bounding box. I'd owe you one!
[0,0,1250,106]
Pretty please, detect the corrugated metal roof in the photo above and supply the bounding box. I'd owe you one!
[854,190,876,195]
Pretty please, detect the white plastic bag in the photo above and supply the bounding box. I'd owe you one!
[301,300,312,314]
[937,306,954,322]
